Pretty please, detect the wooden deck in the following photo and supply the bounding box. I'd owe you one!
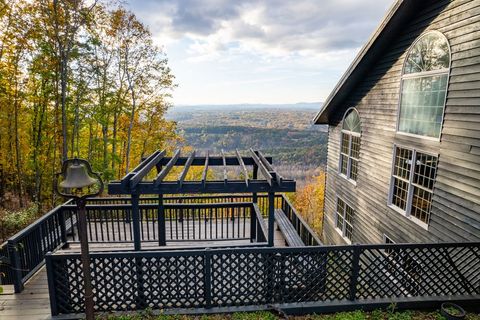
[0,221,286,320]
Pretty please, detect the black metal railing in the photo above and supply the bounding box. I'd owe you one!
[3,201,73,292]
[62,202,264,243]
[0,194,320,293]
[46,242,480,316]
[0,242,15,286]
[279,195,322,246]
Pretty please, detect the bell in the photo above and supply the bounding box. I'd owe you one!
[59,162,98,189]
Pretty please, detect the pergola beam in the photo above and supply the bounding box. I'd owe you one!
[110,149,293,195]
[130,150,166,189]
[236,149,249,187]
[156,156,271,166]
[221,149,228,184]
[256,150,283,186]
[201,151,209,188]
[109,179,295,194]
[178,151,195,187]
[249,148,273,186]
[120,150,162,189]
[154,149,180,186]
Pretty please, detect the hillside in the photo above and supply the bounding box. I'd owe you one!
[168,104,328,185]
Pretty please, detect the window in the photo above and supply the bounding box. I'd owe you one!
[335,198,355,241]
[389,146,438,227]
[339,108,361,182]
[398,31,450,139]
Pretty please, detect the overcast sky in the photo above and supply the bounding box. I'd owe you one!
[127,0,395,105]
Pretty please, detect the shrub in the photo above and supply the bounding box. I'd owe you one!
[0,204,39,242]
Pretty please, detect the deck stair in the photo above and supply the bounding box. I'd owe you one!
[274,209,304,247]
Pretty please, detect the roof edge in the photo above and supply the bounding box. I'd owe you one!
[313,0,407,125]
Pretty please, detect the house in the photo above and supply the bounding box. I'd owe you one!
[314,0,480,245]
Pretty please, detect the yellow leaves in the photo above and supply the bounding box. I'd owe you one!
[292,170,326,236]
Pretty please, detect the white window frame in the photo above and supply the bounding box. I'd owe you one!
[395,30,451,141]
[388,145,438,230]
[334,197,354,243]
[338,108,361,184]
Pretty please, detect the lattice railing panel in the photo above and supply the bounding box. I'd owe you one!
[47,243,480,316]
[211,251,268,306]
[357,245,480,299]
[141,255,206,309]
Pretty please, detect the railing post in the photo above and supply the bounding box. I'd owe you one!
[268,192,275,247]
[45,252,59,316]
[8,240,24,293]
[179,198,184,223]
[131,194,142,251]
[250,206,257,242]
[59,208,68,248]
[252,164,258,203]
[349,244,361,301]
[158,194,166,246]
[204,248,212,309]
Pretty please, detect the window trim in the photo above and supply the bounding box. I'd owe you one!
[334,196,354,243]
[395,30,451,141]
[388,144,438,230]
[338,107,361,184]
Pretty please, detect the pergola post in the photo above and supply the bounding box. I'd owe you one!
[131,193,141,251]
[252,164,258,203]
[158,193,166,246]
[268,192,275,247]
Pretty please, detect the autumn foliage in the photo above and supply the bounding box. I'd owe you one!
[0,1,179,209]
[290,170,326,237]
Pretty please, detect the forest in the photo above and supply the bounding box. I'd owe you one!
[0,1,180,211]
[0,2,326,241]
[169,107,328,184]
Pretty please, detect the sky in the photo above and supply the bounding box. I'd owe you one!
[127,0,395,105]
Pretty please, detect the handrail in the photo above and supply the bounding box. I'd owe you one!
[279,194,322,246]
[252,204,268,243]
[7,200,72,241]
[63,201,253,210]
[5,200,73,292]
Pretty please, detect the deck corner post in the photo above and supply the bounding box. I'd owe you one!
[8,239,24,293]
[131,193,142,251]
[252,164,258,203]
[250,205,257,242]
[45,252,59,316]
[204,248,212,309]
[349,244,361,301]
[59,207,68,246]
[268,192,275,247]
[158,193,166,246]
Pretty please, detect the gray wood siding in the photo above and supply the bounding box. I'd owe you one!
[323,0,480,245]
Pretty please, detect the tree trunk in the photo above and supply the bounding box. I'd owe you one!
[125,84,136,174]
[60,55,68,161]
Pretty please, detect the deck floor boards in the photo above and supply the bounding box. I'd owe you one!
[0,220,285,320]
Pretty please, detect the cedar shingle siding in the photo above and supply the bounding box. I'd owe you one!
[323,0,480,244]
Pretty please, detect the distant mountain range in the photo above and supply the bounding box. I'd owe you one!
[169,102,323,113]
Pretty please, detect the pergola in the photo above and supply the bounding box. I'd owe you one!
[108,148,296,248]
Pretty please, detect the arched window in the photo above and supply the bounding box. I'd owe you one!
[339,108,361,181]
[398,31,450,138]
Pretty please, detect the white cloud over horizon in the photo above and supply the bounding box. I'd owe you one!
[127,0,394,105]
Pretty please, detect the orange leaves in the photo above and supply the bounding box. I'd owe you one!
[291,170,326,236]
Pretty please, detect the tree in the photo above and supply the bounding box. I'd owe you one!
[0,1,180,212]
[110,9,175,174]
[291,170,326,235]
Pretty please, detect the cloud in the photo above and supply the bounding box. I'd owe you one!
[129,0,393,59]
